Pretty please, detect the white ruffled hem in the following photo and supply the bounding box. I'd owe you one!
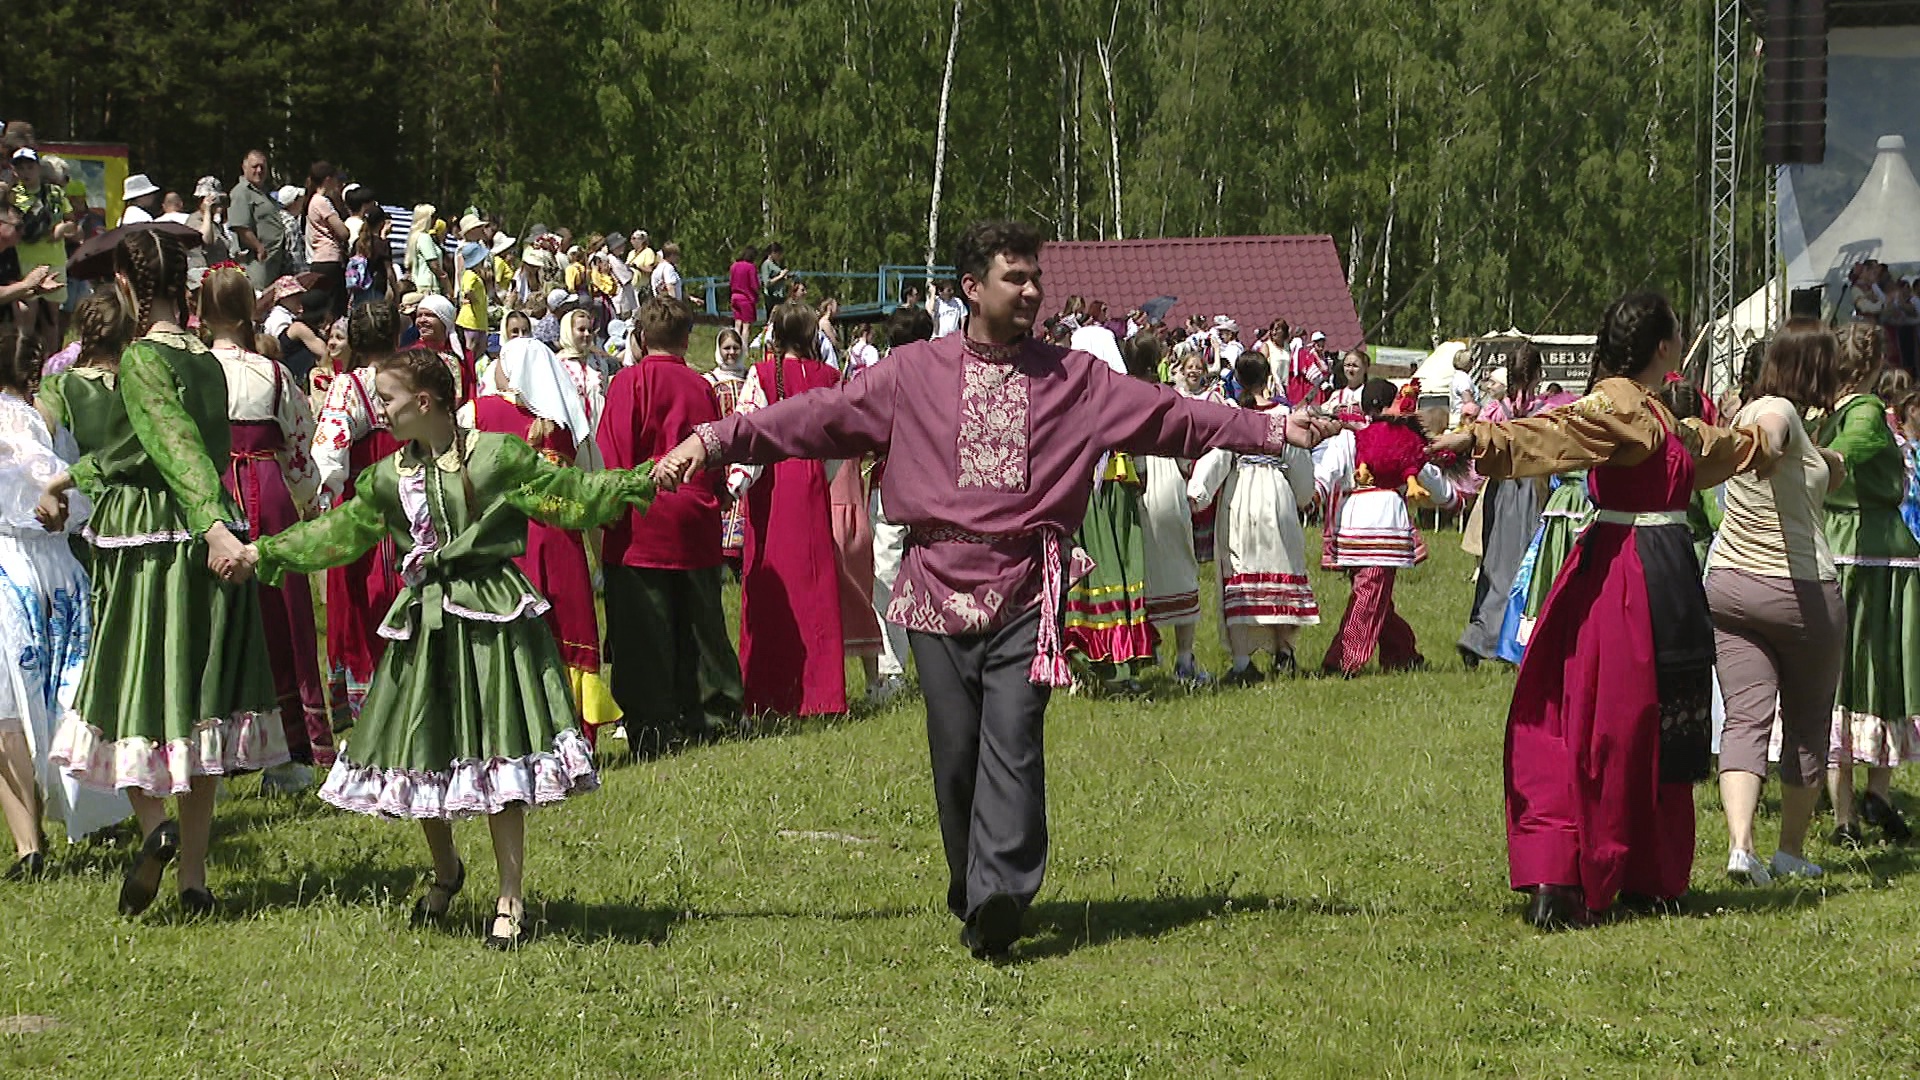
[318,728,599,820]
[47,708,291,796]
[376,593,553,641]
[1830,708,1920,768]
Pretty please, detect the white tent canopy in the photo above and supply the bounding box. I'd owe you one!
[1787,134,1920,288]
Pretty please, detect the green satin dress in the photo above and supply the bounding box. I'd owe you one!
[1818,393,1920,767]
[256,430,653,819]
[44,331,288,796]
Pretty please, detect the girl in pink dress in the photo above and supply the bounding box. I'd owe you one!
[726,304,846,716]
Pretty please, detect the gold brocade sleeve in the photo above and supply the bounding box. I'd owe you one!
[1676,418,1768,490]
[1469,378,1664,480]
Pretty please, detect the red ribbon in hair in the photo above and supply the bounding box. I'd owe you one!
[207,260,243,273]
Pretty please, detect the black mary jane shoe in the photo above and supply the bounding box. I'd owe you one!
[1830,822,1866,849]
[118,821,180,917]
[485,902,528,951]
[1524,885,1593,932]
[410,860,467,927]
[1862,791,1913,843]
[959,892,1023,961]
[1270,650,1299,679]
[178,887,219,918]
[5,851,46,882]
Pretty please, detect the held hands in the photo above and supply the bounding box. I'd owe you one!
[1283,410,1346,449]
[1429,431,1475,458]
[34,489,69,532]
[205,523,255,584]
[653,433,709,492]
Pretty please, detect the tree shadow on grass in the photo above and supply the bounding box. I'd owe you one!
[1013,891,1366,961]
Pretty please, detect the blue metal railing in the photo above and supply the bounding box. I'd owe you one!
[683,264,957,320]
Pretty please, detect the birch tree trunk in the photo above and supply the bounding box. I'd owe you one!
[926,0,964,274]
[1096,35,1123,240]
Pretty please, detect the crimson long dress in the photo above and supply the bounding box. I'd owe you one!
[737,355,845,715]
[470,393,605,691]
[1487,385,1758,914]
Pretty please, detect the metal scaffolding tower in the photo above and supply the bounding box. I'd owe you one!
[1706,0,1742,388]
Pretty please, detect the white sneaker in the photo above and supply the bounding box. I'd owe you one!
[259,762,314,796]
[1727,848,1772,885]
[1769,850,1824,880]
[866,675,907,708]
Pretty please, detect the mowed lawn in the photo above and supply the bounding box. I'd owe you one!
[6,525,1920,1078]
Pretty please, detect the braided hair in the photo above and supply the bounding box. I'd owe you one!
[348,298,401,362]
[1586,291,1677,392]
[768,301,818,401]
[196,266,258,351]
[0,316,44,397]
[1233,351,1272,408]
[113,229,189,332]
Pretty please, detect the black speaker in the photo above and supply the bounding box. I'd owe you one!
[1762,0,1829,166]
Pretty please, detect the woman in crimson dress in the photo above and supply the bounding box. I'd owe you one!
[1435,292,1772,930]
[725,303,846,716]
[469,339,619,744]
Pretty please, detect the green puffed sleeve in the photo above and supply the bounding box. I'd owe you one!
[495,433,654,530]
[36,373,99,495]
[254,494,389,587]
[120,340,229,535]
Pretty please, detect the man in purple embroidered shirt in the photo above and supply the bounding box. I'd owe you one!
[655,219,1337,959]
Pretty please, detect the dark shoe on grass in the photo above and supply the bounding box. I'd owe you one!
[1524,885,1592,932]
[960,892,1022,960]
[1861,791,1912,843]
[178,887,219,918]
[118,821,179,917]
[5,851,46,882]
[1830,822,1866,849]
[1219,663,1266,688]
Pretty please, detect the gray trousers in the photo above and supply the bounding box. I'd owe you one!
[910,606,1052,921]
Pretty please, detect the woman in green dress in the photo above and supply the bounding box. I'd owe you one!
[238,346,655,948]
[44,227,287,918]
[1819,323,1920,846]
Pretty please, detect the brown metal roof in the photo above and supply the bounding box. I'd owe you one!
[1040,234,1366,350]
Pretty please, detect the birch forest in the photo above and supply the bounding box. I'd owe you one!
[5,0,1773,344]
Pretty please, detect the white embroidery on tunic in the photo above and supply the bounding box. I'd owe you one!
[942,589,1002,632]
[955,358,1028,491]
[885,580,950,634]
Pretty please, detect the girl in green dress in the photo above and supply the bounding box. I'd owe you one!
[1819,323,1920,846]
[44,227,287,918]
[239,346,655,948]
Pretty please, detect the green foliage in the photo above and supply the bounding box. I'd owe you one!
[2,0,1767,342]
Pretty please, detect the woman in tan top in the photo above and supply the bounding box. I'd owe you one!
[1705,327,1846,885]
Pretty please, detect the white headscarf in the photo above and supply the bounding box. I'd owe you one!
[496,338,593,442]
[416,293,458,340]
[713,331,748,379]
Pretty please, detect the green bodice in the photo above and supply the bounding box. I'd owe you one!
[41,331,244,542]
[257,430,652,637]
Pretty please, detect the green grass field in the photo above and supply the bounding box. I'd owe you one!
[6,532,1920,1078]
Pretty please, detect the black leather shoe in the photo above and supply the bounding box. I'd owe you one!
[959,892,1022,960]
[1220,663,1267,688]
[1524,885,1592,932]
[178,887,219,918]
[4,851,46,881]
[1862,791,1912,843]
[1271,651,1299,678]
[1830,822,1866,849]
[485,901,528,951]
[411,860,466,926]
[118,821,180,917]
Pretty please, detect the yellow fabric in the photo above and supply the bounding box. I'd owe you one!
[1100,451,1140,485]
[566,263,586,292]
[456,269,487,331]
[569,666,623,728]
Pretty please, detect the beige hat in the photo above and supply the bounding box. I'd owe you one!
[458,212,486,239]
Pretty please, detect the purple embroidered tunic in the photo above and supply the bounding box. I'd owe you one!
[697,334,1291,645]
